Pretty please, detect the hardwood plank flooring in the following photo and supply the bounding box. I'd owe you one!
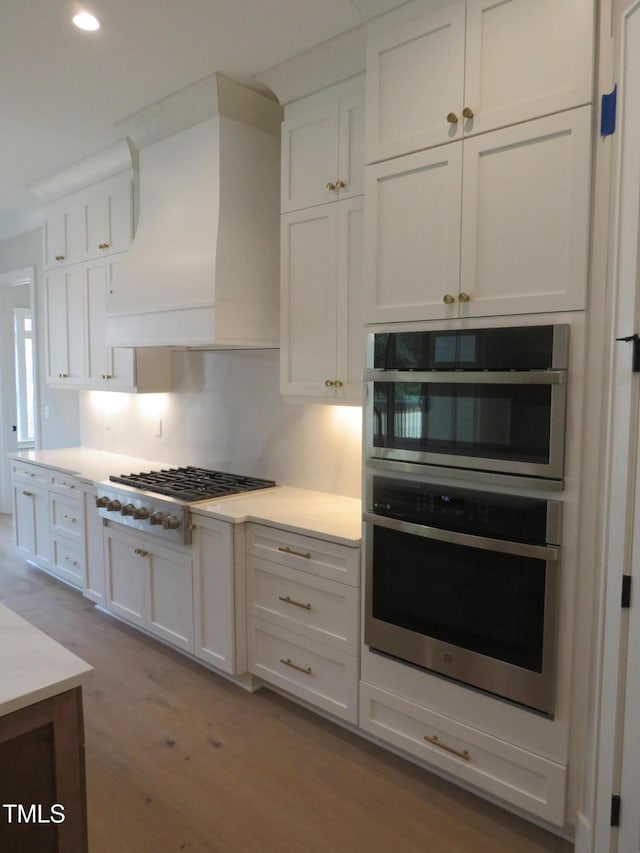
[0,514,573,853]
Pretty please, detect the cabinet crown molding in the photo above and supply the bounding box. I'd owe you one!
[30,139,135,204]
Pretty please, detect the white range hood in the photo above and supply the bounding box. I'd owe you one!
[106,74,282,349]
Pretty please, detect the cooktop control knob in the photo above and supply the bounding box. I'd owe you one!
[121,503,136,516]
[149,511,165,526]
[133,507,149,520]
[162,516,180,530]
[107,499,122,512]
[95,496,109,508]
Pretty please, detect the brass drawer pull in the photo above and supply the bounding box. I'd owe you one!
[63,557,79,566]
[280,658,312,676]
[424,735,471,761]
[22,490,33,497]
[55,255,65,261]
[278,595,311,611]
[62,515,77,523]
[134,548,149,557]
[278,546,311,559]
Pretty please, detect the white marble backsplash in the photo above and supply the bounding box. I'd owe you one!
[79,349,362,499]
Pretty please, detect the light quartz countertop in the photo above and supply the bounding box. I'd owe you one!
[0,602,92,717]
[191,486,362,547]
[10,448,362,547]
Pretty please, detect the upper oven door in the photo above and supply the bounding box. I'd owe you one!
[364,369,567,480]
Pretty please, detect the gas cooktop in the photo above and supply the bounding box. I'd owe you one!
[109,466,277,503]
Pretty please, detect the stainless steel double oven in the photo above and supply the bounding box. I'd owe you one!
[363,324,568,716]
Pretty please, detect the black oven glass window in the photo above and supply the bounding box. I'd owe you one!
[373,382,553,465]
[372,526,546,672]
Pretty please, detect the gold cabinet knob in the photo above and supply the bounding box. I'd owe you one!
[326,182,336,191]
[58,372,68,378]
[334,380,344,388]
[325,379,336,387]
[335,180,346,189]
[458,292,471,303]
[443,294,455,305]
[446,112,458,124]
[55,255,65,261]
[462,107,474,119]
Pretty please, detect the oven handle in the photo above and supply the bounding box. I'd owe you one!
[363,369,565,385]
[363,511,559,561]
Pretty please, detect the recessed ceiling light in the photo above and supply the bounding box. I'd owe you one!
[73,11,100,31]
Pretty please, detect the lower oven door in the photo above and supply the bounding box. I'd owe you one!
[363,512,560,716]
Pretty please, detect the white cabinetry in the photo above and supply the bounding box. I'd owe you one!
[246,523,360,723]
[12,462,51,571]
[104,524,194,653]
[366,0,594,163]
[280,77,365,402]
[44,265,86,386]
[281,88,364,213]
[191,515,245,675]
[365,107,592,322]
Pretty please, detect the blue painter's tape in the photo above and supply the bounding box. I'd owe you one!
[601,85,617,137]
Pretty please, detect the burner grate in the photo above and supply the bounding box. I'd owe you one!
[109,466,276,502]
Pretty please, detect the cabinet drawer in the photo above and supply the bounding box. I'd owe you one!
[11,461,48,487]
[49,472,80,496]
[50,494,83,541]
[359,682,566,827]
[247,556,359,655]
[248,617,358,723]
[246,523,360,586]
[51,536,84,588]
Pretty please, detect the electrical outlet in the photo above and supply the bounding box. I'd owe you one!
[154,418,162,437]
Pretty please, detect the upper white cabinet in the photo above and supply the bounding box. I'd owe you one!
[43,171,134,269]
[44,265,86,386]
[366,0,594,163]
[281,82,365,213]
[365,106,592,322]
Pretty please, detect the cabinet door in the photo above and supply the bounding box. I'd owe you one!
[43,197,87,267]
[460,106,592,317]
[192,518,236,672]
[104,528,146,627]
[337,93,365,201]
[280,205,339,396]
[364,144,463,324]
[336,196,364,402]
[45,265,86,385]
[147,547,194,652]
[43,202,67,267]
[366,1,465,163]
[464,0,594,138]
[13,483,50,567]
[86,173,133,257]
[281,103,340,212]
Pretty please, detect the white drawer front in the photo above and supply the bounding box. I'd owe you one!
[51,536,85,587]
[248,617,358,723]
[49,472,80,495]
[247,556,359,655]
[359,682,566,827]
[50,494,83,541]
[11,461,48,487]
[246,523,360,586]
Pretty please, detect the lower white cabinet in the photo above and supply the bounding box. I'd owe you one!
[245,523,360,723]
[104,524,194,653]
[13,481,51,570]
[359,681,566,827]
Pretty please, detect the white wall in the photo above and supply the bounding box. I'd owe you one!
[0,228,80,450]
[80,348,362,498]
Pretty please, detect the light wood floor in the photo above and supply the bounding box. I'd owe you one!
[0,514,573,853]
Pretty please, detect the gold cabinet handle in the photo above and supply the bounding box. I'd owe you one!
[443,294,455,305]
[134,548,149,557]
[458,292,471,303]
[58,373,68,379]
[326,182,337,191]
[424,735,471,761]
[55,255,65,261]
[462,107,474,119]
[334,380,344,388]
[101,374,113,380]
[446,112,458,124]
[22,490,33,497]
[62,515,77,523]
[279,658,312,676]
[325,379,336,387]
[278,595,312,611]
[98,242,111,250]
[278,545,311,559]
[63,556,80,567]
[335,180,346,189]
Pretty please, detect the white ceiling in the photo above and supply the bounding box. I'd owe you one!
[0,0,409,241]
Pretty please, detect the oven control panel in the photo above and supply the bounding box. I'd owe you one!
[95,485,189,545]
